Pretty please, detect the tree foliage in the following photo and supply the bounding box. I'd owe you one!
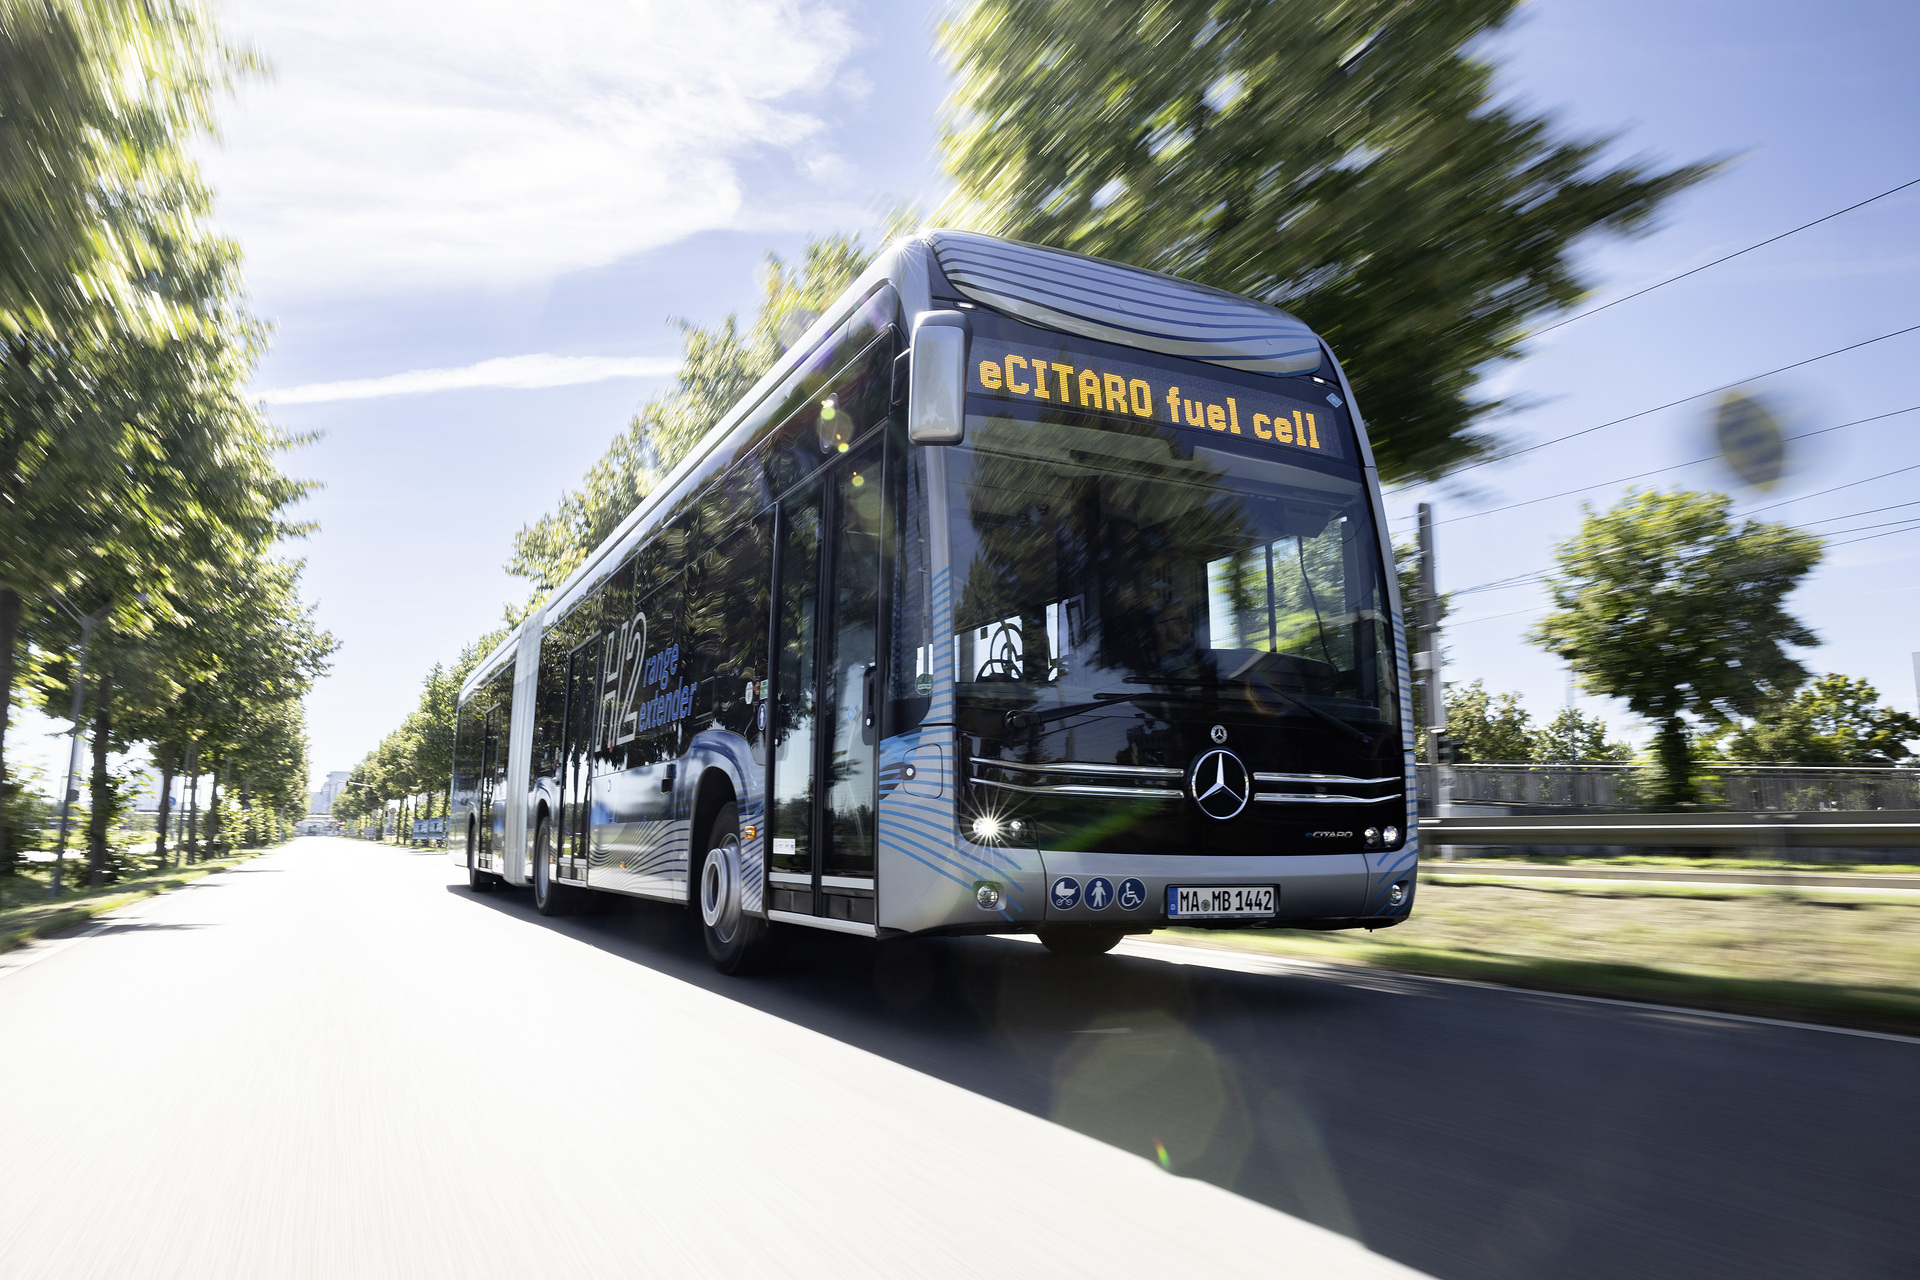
[1705,674,1920,766]
[0,0,239,342]
[1531,706,1632,765]
[1441,680,1636,763]
[0,0,327,876]
[1528,488,1823,806]
[936,0,1714,483]
[1443,680,1535,762]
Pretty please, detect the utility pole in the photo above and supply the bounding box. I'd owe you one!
[1415,504,1453,849]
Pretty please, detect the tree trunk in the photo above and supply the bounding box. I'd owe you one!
[184,744,201,863]
[1654,716,1697,810]
[153,744,177,870]
[86,654,112,888]
[0,586,18,877]
[205,758,225,857]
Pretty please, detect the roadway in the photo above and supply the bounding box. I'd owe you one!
[0,838,1912,1279]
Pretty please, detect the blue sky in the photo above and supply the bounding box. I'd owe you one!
[24,0,1916,792]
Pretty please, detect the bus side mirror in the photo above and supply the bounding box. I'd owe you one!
[907,310,971,445]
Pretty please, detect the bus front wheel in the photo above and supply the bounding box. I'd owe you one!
[698,801,780,975]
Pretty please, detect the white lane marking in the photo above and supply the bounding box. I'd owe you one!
[1119,937,1920,1046]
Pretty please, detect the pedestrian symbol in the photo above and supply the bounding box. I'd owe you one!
[1084,877,1113,910]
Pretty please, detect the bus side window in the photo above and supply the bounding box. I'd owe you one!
[533,601,587,779]
[693,516,772,746]
[888,427,933,733]
[597,558,636,763]
[763,331,898,499]
[452,703,477,813]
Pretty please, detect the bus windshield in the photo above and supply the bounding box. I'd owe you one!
[946,395,1397,743]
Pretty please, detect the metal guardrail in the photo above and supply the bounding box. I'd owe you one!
[1421,810,1920,848]
[1419,862,1920,889]
[1439,763,1920,813]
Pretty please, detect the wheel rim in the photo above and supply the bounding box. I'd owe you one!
[700,835,741,942]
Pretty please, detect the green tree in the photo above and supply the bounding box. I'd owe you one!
[1531,707,1632,764]
[1443,679,1534,762]
[1705,674,1920,765]
[1528,489,1823,807]
[2,2,280,876]
[0,0,236,342]
[936,0,1713,484]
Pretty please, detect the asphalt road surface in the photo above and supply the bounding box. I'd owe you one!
[1,839,1913,1279]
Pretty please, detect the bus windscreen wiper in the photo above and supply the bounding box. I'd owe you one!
[1124,676,1374,749]
[999,693,1163,732]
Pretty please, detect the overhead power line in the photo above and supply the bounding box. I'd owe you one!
[1452,322,1920,476]
[1445,476,1920,598]
[1801,498,1920,528]
[1446,516,1920,628]
[1531,175,1920,337]
[1438,404,1920,525]
[1446,607,1540,629]
[1742,459,1920,517]
[1824,520,1920,550]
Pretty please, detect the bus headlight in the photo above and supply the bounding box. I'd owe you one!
[969,815,1024,843]
[1389,880,1408,906]
[975,882,1003,910]
[1382,825,1401,847]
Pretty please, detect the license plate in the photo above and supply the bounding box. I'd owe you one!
[1168,886,1275,918]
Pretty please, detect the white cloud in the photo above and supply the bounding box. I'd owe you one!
[258,352,680,403]
[202,0,865,295]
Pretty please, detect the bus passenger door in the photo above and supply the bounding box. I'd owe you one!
[478,705,501,869]
[767,442,881,925]
[767,488,822,913]
[556,637,598,883]
[819,444,881,923]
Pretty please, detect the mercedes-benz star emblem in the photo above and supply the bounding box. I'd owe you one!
[1189,749,1251,820]
[1210,724,1228,744]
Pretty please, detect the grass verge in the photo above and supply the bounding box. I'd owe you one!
[1163,931,1920,1036]
[1164,876,1920,1036]
[0,847,278,955]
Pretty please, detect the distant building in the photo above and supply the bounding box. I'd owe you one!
[308,771,352,816]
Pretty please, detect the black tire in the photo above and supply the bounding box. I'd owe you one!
[532,811,585,916]
[466,821,498,893]
[696,801,781,975]
[1038,928,1125,957]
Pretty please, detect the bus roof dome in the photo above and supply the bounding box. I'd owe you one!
[926,230,1324,376]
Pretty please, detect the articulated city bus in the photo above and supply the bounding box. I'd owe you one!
[450,230,1417,972]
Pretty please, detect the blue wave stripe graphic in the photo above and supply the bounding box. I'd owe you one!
[884,809,1027,877]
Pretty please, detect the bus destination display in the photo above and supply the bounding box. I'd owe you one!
[968,335,1346,462]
